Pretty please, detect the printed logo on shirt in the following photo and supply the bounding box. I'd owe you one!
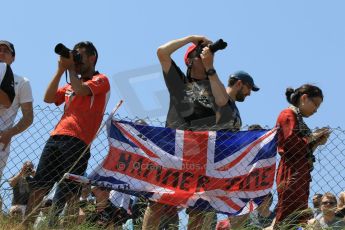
[65,89,76,109]
[94,76,104,85]
[184,82,214,109]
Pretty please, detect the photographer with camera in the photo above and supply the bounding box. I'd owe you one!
[24,41,110,228]
[8,161,35,220]
[142,35,234,230]
[157,35,230,131]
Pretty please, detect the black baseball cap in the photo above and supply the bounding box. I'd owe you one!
[0,40,15,56]
[230,71,259,91]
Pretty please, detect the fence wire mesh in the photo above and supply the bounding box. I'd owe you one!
[0,105,344,229]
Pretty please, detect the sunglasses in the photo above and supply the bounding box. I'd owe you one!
[322,201,336,206]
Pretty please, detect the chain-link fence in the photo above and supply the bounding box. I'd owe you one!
[0,105,344,229]
[0,106,110,211]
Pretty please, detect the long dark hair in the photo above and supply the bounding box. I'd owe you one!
[285,84,323,106]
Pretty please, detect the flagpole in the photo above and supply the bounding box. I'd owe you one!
[93,99,124,138]
[64,173,91,184]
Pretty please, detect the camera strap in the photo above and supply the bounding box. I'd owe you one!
[65,70,70,84]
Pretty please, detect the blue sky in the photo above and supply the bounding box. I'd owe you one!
[3,0,344,128]
[2,0,345,218]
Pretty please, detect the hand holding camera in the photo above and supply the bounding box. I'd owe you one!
[21,162,35,176]
[54,43,82,72]
[335,206,345,218]
[194,38,228,70]
[57,54,74,73]
[55,43,82,64]
[200,46,214,70]
[189,35,212,46]
[194,38,228,57]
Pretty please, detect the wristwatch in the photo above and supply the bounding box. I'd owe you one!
[206,68,217,76]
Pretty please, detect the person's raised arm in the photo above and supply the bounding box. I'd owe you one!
[69,69,92,96]
[44,57,66,103]
[157,35,211,74]
[0,102,33,150]
[201,46,229,107]
[13,102,33,135]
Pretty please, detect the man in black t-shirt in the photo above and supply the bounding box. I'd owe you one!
[160,35,231,131]
[143,35,233,230]
[143,35,260,230]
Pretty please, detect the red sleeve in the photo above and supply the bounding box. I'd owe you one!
[85,74,110,96]
[54,85,68,106]
[276,108,308,157]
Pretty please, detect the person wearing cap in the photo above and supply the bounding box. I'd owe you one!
[157,35,234,130]
[216,70,260,131]
[142,35,232,230]
[24,41,110,227]
[0,40,16,108]
[0,40,33,182]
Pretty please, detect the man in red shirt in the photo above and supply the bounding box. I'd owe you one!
[24,41,110,227]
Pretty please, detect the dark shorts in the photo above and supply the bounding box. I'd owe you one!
[31,135,90,190]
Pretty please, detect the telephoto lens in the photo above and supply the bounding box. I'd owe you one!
[54,43,71,58]
[195,39,228,57]
[209,39,227,53]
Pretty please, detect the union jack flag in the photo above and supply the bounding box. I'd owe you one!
[87,118,278,215]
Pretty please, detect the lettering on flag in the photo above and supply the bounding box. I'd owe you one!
[86,119,278,215]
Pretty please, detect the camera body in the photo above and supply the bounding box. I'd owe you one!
[194,39,228,57]
[335,206,345,218]
[23,165,33,175]
[54,43,83,64]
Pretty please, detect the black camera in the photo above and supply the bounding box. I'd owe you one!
[335,206,345,218]
[194,39,228,57]
[25,167,33,174]
[54,43,83,64]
